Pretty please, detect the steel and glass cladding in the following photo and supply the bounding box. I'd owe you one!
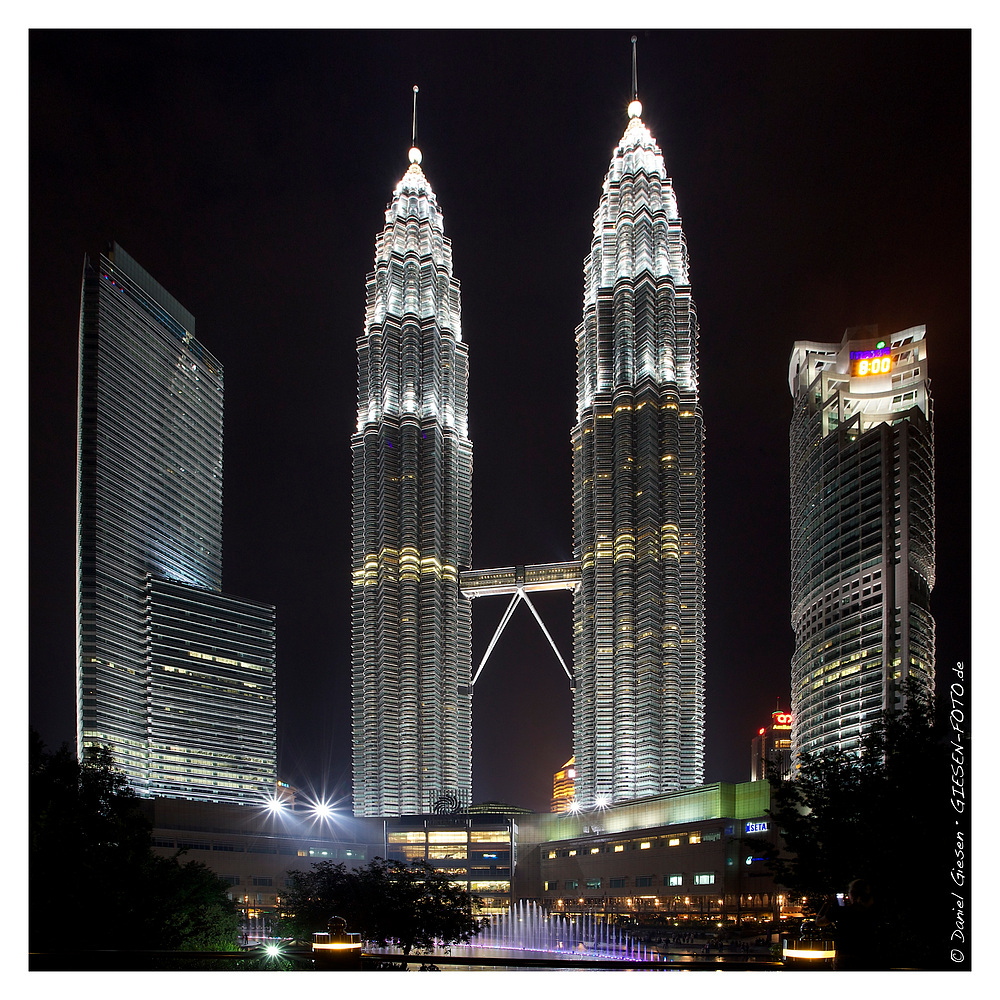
[351,148,473,817]
[788,326,934,763]
[146,579,277,802]
[572,101,706,806]
[76,244,276,801]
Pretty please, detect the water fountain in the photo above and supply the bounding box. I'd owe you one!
[455,900,659,963]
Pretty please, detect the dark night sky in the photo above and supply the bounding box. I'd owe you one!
[28,28,971,815]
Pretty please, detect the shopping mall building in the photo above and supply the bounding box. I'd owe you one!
[146,779,786,932]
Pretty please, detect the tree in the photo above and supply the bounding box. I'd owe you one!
[281,857,482,965]
[280,860,360,942]
[142,854,241,951]
[763,684,952,968]
[356,858,482,961]
[29,731,240,956]
[30,731,152,951]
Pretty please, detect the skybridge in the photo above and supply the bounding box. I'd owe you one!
[459,562,581,689]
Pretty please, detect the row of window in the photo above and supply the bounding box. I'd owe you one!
[218,874,279,887]
[387,830,509,844]
[546,830,719,859]
[151,837,365,861]
[546,872,716,891]
[390,846,510,862]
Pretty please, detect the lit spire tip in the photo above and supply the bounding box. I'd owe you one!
[628,35,642,119]
[408,85,422,166]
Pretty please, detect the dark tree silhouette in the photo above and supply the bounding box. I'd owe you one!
[282,856,482,965]
[762,684,955,969]
[29,731,239,957]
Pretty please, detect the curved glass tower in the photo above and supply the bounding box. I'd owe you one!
[351,143,473,817]
[788,326,934,763]
[572,97,706,806]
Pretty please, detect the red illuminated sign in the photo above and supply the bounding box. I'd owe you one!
[772,711,792,729]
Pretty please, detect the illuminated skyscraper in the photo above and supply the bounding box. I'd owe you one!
[76,243,276,803]
[788,326,934,763]
[351,135,474,818]
[572,84,706,806]
[550,757,577,813]
[750,709,793,782]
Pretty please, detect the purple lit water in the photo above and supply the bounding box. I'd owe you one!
[455,900,658,962]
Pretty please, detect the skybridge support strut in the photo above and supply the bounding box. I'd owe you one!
[470,586,574,689]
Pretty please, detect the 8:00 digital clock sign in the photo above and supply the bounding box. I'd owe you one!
[850,347,893,377]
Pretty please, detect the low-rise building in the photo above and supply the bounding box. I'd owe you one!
[514,781,783,931]
[144,796,382,929]
[146,780,787,935]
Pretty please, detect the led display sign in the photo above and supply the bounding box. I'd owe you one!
[745,821,769,833]
[850,349,893,377]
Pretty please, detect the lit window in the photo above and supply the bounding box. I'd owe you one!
[640,841,651,850]
[428,830,467,845]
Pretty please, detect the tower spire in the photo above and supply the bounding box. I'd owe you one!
[631,34,638,101]
[628,36,642,119]
[409,85,422,166]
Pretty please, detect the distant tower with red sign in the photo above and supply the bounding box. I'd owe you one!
[751,709,793,781]
[787,326,934,764]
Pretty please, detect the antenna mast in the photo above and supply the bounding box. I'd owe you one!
[631,35,638,101]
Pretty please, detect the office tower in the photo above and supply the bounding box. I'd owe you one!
[788,326,934,762]
[550,757,576,813]
[572,91,706,806]
[146,580,276,801]
[351,140,473,817]
[750,709,793,782]
[76,243,276,803]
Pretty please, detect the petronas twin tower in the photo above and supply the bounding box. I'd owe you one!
[351,77,705,817]
[351,143,474,818]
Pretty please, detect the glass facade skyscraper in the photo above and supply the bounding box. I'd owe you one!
[572,98,706,806]
[351,146,474,817]
[788,326,934,762]
[76,243,276,803]
[146,579,276,802]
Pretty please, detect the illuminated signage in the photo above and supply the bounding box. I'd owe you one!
[745,821,769,833]
[850,348,893,377]
[772,711,792,730]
